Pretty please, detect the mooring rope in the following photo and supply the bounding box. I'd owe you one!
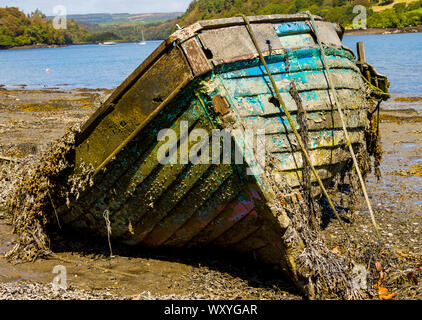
[240,15,352,239]
[303,12,381,241]
[103,209,113,257]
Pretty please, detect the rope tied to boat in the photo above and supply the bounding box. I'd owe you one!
[239,14,352,240]
[103,209,113,257]
[302,11,382,242]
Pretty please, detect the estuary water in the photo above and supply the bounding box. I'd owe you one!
[0,42,161,90]
[343,32,422,112]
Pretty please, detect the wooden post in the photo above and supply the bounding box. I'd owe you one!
[357,41,366,63]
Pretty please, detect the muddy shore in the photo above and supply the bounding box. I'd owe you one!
[0,88,420,300]
[344,25,422,35]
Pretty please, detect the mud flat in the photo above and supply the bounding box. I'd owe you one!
[345,25,422,35]
[0,89,421,300]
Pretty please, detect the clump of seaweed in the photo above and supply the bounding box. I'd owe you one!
[365,103,383,180]
[265,158,367,299]
[5,125,92,262]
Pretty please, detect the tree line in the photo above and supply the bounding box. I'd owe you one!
[1,1,421,48]
[178,0,422,29]
[0,7,90,48]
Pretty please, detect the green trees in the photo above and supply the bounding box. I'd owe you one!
[1,1,421,47]
[367,1,422,27]
[0,7,90,48]
[177,0,422,30]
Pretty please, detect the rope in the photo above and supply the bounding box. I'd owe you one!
[239,15,352,240]
[303,12,382,241]
[103,209,113,257]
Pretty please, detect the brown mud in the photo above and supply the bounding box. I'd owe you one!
[344,25,422,35]
[0,89,421,299]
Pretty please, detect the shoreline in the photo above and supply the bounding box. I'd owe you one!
[1,40,163,51]
[344,25,422,35]
[2,25,421,51]
[3,44,69,50]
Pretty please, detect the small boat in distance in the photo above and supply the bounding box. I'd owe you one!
[99,41,117,46]
[138,30,146,45]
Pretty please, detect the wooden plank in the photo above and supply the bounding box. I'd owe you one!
[273,161,348,188]
[181,37,212,76]
[198,23,283,65]
[101,117,215,238]
[60,101,203,225]
[188,189,259,247]
[278,33,314,49]
[265,130,364,153]
[197,14,322,30]
[230,226,268,253]
[76,40,171,142]
[166,14,322,42]
[221,68,363,97]
[313,20,342,47]
[270,143,362,171]
[211,210,263,247]
[163,175,244,248]
[75,46,192,170]
[140,164,234,247]
[218,51,358,80]
[240,109,368,135]
[231,89,366,117]
[273,21,310,35]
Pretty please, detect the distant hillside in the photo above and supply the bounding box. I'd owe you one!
[49,12,183,25]
[131,0,422,41]
[2,1,420,48]
[0,7,90,48]
[178,0,422,29]
[62,12,184,42]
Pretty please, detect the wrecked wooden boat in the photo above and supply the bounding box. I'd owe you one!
[47,14,389,297]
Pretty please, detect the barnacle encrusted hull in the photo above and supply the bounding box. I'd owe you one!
[10,14,389,299]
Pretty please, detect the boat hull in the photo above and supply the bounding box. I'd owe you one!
[59,14,383,293]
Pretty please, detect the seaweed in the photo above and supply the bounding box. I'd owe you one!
[365,101,383,181]
[5,125,93,262]
[264,151,368,299]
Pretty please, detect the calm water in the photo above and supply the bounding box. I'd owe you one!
[0,33,421,96]
[343,33,422,96]
[0,42,161,89]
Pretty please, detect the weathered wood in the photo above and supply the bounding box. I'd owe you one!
[265,129,364,153]
[57,14,384,299]
[188,189,259,247]
[141,164,234,247]
[212,95,231,115]
[181,37,213,76]
[240,109,367,135]
[163,175,244,247]
[222,68,363,97]
[77,40,170,142]
[231,90,365,117]
[198,24,284,65]
[312,20,343,47]
[270,143,361,170]
[75,46,193,170]
[357,41,366,63]
[275,161,349,188]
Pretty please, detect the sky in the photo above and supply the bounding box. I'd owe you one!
[0,0,192,15]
